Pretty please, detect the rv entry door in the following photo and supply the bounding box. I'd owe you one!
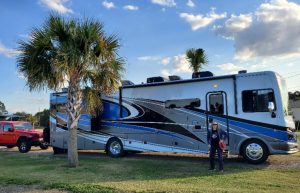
[206,91,229,145]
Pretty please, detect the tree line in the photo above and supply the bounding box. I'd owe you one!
[0,101,49,128]
[289,91,300,101]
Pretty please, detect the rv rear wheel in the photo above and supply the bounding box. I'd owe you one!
[107,138,124,158]
[241,139,269,164]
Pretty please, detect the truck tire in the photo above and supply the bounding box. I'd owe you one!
[6,145,15,148]
[18,139,31,153]
[107,138,124,158]
[241,139,269,164]
[40,142,49,150]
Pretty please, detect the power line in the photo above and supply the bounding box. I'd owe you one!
[282,70,300,76]
[285,73,300,79]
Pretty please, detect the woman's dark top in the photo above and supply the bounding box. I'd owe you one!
[211,129,220,147]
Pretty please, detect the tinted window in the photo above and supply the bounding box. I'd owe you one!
[14,123,33,130]
[3,124,13,132]
[209,94,224,114]
[242,89,275,112]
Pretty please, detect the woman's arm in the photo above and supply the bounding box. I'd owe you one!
[220,130,228,141]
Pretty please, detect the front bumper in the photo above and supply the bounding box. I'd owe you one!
[281,141,299,153]
[30,138,44,146]
[271,141,299,154]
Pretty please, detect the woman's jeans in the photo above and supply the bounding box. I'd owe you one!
[209,145,224,170]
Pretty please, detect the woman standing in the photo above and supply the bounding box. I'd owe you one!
[207,121,227,172]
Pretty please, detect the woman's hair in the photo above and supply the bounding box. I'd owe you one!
[212,122,219,130]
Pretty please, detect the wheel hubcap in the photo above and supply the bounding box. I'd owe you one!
[246,143,263,160]
[109,141,121,155]
[20,143,27,151]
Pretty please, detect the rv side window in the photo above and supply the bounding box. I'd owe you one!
[209,94,224,114]
[242,89,275,112]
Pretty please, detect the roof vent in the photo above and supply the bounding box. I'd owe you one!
[192,71,214,79]
[121,80,134,86]
[238,70,247,74]
[168,75,182,81]
[147,76,167,84]
[62,88,68,92]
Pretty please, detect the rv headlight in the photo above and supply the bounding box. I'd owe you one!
[287,128,293,134]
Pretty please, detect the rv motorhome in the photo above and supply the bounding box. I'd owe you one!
[49,71,298,164]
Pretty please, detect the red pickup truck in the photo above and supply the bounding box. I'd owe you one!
[0,121,48,153]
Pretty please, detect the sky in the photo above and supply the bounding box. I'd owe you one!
[0,0,300,114]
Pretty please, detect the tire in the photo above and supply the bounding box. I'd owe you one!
[106,138,124,158]
[53,146,67,154]
[40,143,49,150]
[241,139,269,164]
[17,139,31,153]
[6,145,15,149]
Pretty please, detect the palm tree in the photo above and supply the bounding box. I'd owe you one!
[17,15,124,167]
[186,48,208,75]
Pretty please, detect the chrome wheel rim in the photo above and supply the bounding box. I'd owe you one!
[20,143,27,151]
[246,143,263,160]
[109,141,121,155]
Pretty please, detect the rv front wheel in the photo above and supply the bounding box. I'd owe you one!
[241,139,269,164]
[107,138,124,158]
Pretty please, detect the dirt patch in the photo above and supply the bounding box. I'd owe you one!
[0,185,68,193]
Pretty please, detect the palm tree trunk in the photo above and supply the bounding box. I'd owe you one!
[67,76,81,167]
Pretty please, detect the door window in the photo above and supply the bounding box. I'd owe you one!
[209,93,224,114]
[3,124,13,132]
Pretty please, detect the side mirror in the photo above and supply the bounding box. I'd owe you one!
[8,127,14,132]
[268,102,275,112]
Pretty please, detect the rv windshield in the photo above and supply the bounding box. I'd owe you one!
[277,76,290,116]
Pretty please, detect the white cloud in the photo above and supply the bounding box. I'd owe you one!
[123,5,139,11]
[0,43,21,58]
[180,8,227,30]
[173,54,191,73]
[287,63,295,67]
[217,63,241,71]
[213,13,252,39]
[151,0,176,7]
[138,56,161,61]
[15,71,26,80]
[186,0,195,8]
[161,57,171,65]
[39,0,73,14]
[160,54,192,76]
[102,0,115,9]
[161,69,171,77]
[217,63,243,74]
[214,0,300,60]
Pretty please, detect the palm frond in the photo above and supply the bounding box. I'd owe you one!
[186,48,208,73]
[17,14,125,114]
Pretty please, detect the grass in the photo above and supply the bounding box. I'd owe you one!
[0,152,300,193]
